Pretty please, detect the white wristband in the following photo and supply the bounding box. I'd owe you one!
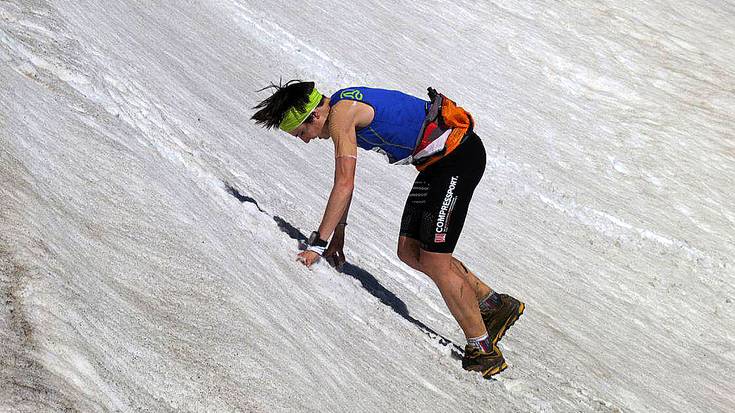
[306,245,326,255]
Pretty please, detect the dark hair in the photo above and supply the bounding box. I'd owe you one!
[251,80,317,130]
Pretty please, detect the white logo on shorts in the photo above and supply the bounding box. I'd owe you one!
[435,176,459,236]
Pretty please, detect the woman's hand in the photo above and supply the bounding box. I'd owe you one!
[296,250,321,267]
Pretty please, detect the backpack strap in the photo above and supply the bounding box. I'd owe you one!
[411,88,451,165]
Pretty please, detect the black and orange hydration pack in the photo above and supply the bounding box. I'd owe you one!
[410,87,474,171]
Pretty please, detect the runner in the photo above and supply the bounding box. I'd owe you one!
[252,80,524,378]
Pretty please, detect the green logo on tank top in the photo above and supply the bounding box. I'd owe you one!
[340,89,364,101]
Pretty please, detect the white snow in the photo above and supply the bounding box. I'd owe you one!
[1,0,734,412]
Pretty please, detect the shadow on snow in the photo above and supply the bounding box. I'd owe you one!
[225,183,463,359]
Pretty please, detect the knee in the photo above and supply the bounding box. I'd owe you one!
[397,241,421,270]
[397,245,417,267]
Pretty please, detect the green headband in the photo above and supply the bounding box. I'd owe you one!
[279,88,322,132]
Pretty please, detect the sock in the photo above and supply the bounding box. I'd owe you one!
[467,333,493,353]
[478,291,502,312]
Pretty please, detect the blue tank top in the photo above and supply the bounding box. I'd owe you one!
[329,87,429,163]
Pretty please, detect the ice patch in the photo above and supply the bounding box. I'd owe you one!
[608,156,631,175]
[644,172,662,186]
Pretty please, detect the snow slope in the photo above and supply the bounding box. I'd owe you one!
[1,0,734,411]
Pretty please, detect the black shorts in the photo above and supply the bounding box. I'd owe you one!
[399,133,486,253]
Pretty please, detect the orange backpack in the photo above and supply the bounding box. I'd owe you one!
[412,88,474,171]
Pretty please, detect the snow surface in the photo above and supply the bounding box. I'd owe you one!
[1,0,734,412]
